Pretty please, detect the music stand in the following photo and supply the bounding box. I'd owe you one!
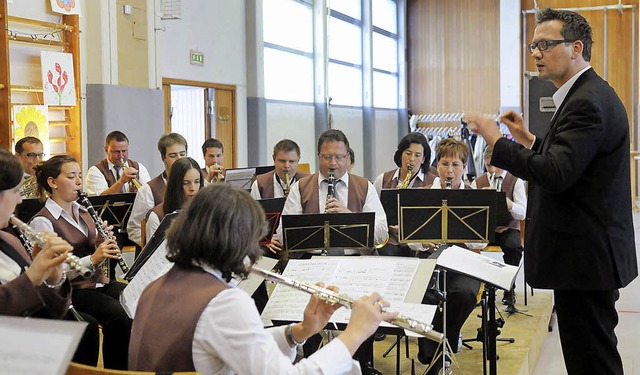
[397,189,510,375]
[380,189,400,226]
[124,212,179,281]
[224,167,257,190]
[281,212,375,256]
[85,193,137,247]
[258,198,286,246]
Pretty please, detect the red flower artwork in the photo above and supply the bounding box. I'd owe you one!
[47,62,69,105]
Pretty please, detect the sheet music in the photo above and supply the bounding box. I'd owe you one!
[436,245,519,290]
[261,257,423,324]
[382,302,438,337]
[0,316,86,375]
[225,168,256,189]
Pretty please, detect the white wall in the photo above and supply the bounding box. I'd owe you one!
[266,102,316,172]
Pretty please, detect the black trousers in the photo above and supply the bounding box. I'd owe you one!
[418,271,481,362]
[492,229,523,268]
[72,281,132,370]
[554,289,622,375]
[64,310,100,366]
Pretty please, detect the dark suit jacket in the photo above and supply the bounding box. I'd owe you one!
[493,68,637,290]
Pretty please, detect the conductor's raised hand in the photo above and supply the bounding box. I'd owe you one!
[499,110,535,147]
[463,113,503,147]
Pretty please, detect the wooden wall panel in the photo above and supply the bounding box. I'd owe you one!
[522,0,638,146]
[407,0,500,115]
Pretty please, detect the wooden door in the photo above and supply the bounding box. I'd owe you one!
[214,88,235,168]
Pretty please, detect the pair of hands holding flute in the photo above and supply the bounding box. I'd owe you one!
[292,283,397,355]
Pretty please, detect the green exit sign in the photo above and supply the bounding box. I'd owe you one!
[190,50,204,65]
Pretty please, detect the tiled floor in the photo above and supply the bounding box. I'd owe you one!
[532,211,640,375]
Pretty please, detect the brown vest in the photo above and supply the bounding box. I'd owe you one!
[256,170,310,199]
[128,266,229,372]
[34,206,108,288]
[151,203,165,223]
[147,173,166,207]
[474,173,520,230]
[94,158,141,192]
[297,172,368,214]
[381,169,435,189]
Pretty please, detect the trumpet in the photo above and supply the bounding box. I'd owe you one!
[398,164,413,189]
[251,266,444,343]
[9,215,93,278]
[326,169,336,200]
[78,192,130,277]
[283,171,291,198]
[120,158,143,190]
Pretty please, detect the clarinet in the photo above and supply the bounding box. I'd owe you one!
[78,192,130,274]
[9,215,92,278]
[251,266,444,343]
[326,169,336,199]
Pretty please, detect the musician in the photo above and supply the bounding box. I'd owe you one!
[251,139,309,200]
[14,137,45,198]
[129,184,394,374]
[145,157,203,240]
[373,132,436,257]
[84,131,151,196]
[201,138,225,184]
[471,147,526,306]
[30,155,132,370]
[0,148,100,366]
[127,133,188,246]
[419,138,481,375]
[276,129,388,375]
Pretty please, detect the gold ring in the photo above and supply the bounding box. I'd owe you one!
[376,301,385,313]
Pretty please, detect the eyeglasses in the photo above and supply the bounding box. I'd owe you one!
[527,39,573,54]
[439,161,463,169]
[319,154,347,162]
[21,152,46,159]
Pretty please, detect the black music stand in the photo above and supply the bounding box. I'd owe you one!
[124,212,179,281]
[397,189,510,375]
[258,198,285,246]
[281,212,375,256]
[85,193,137,248]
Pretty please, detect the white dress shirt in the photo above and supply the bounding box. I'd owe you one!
[127,178,164,246]
[277,173,388,246]
[250,173,289,200]
[471,171,527,223]
[192,264,360,375]
[29,198,97,280]
[85,160,151,196]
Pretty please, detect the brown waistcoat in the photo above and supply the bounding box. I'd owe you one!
[128,266,229,372]
[474,173,520,230]
[151,203,165,223]
[147,173,166,207]
[94,158,141,192]
[34,207,108,288]
[256,170,310,199]
[297,172,368,214]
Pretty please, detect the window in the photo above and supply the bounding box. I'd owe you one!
[264,48,314,103]
[372,0,399,108]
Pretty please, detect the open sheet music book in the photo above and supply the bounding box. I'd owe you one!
[260,256,438,336]
[121,239,278,318]
[436,245,520,290]
[0,316,86,375]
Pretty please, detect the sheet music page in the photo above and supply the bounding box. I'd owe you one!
[225,168,256,189]
[121,239,173,318]
[261,257,422,324]
[436,245,519,290]
[0,316,86,375]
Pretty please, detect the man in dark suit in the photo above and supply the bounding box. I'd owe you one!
[465,8,637,375]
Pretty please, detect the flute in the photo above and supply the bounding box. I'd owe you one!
[78,192,130,274]
[9,215,93,278]
[251,266,444,343]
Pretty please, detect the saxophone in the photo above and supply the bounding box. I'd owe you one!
[398,164,414,189]
[78,193,130,279]
[9,215,93,278]
[283,171,291,198]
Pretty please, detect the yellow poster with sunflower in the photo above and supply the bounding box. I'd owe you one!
[13,105,50,158]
